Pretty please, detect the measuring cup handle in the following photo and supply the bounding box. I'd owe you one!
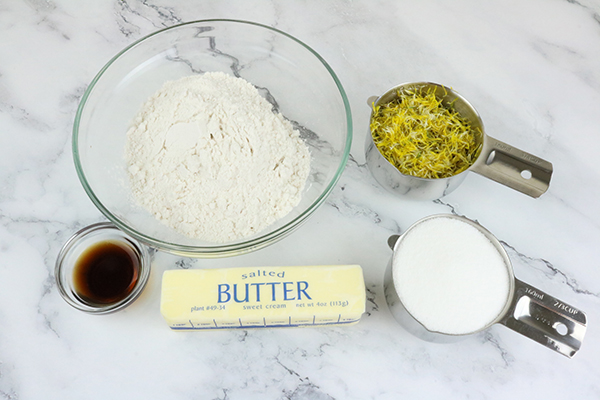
[470,136,553,198]
[498,279,587,358]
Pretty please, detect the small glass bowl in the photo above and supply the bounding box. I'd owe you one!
[55,222,151,314]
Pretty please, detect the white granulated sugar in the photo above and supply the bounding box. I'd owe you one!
[125,72,310,243]
[393,216,511,335]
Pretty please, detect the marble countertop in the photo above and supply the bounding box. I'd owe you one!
[2,1,600,398]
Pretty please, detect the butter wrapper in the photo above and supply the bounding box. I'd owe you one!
[160,265,366,330]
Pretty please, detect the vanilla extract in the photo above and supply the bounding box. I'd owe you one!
[73,240,140,305]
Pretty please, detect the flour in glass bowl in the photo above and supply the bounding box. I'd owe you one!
[125,72,311,243]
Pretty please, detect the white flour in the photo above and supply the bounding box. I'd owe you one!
[393,216,511,335]
[125,72,310,243]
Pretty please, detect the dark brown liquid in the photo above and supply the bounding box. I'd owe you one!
[73,240,140,305]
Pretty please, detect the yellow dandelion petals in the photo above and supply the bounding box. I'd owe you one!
[370,88,482,179]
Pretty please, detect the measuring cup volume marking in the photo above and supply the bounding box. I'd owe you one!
[499,280,586,358]
[384,215,586,358]
[366,82,553,200]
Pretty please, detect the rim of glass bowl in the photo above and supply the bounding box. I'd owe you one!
[72,19,353,258]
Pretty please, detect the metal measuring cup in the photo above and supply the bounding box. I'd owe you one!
[383,214,587,358]
[365,82,553,200]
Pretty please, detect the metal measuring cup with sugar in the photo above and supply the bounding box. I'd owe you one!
[383,214,587,358]
[365,82,553,200]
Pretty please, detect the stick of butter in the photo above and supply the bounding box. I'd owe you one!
[160,265,366,330]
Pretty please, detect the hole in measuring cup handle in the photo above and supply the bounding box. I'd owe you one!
[521,169,532,180]
[554,322,568,336]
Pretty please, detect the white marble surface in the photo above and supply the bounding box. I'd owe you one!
[1,1,600,398]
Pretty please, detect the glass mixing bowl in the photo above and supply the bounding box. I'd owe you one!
[73,19,352,257]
